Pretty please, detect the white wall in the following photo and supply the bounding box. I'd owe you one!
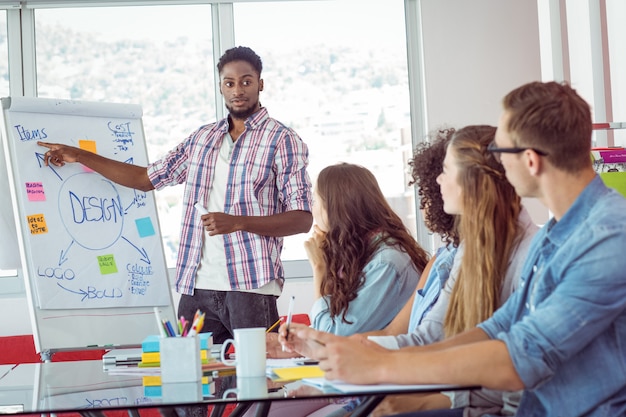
[420,0,542,129]
[419,0,548,225]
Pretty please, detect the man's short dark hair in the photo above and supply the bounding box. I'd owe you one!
[503,81,592,173]
[217,46,263,76]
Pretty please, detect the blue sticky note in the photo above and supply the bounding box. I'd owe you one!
[199,332,213,350]
[144,383,211,397]
[142,335,161,353]
[135,217,155,237]
[144,385,161,397]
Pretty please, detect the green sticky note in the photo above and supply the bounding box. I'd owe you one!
[98,254,118,275]
[600,172,626,198]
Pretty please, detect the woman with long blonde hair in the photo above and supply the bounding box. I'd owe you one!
[442,125,526,337]
[371,125,538,417]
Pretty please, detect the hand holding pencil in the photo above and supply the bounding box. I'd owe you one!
[277,321,318,358]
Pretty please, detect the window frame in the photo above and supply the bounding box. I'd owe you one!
[2,0,423,291]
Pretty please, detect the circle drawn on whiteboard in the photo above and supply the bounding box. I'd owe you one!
[58,173,124,250]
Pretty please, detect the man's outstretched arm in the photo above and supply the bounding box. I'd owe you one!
[38,141,154,191]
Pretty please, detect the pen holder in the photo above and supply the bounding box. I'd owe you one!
[162,381,203,403]
[160,336,202,383]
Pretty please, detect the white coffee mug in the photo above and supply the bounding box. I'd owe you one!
[220,327,266,377]
[222,376,269,400]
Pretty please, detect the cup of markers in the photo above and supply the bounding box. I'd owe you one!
[159,311,206,384]
[160,309,205,337]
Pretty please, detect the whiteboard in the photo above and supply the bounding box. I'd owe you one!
[1,96,176,353]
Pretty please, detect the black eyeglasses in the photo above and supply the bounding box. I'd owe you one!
[487,141,548,162]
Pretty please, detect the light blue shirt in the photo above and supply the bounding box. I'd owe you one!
[395,208,538,349]
[310,241,421,336]
[408,245,458,331]
[480,176,626,417]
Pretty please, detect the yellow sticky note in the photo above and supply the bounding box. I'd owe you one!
[79,139,97,154]
[142,375,161,386]
[272,366,325,381]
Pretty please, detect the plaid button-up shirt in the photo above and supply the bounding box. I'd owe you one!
[148,107,312,295]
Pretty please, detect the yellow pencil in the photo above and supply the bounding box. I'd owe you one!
[266,318,281,333]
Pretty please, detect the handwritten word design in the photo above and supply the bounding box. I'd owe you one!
[59,173,124,250]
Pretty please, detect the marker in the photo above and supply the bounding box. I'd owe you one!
[282,296,295,352]
[194,201,209,215]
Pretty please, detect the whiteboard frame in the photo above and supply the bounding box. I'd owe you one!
[1,96,177,357]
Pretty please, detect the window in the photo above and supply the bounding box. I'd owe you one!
[606,0,626,146]
[0,10,7,95]
[32,0,416,265]
[552,0,626,147]
[234,0,416,260]
[35,4,215,266]
[1,9,19,283]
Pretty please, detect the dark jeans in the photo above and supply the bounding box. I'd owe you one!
[178,289,280,344]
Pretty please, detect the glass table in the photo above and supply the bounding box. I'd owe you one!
[0,360,475,417]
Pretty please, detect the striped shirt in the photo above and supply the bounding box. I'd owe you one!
[147,107,312,295]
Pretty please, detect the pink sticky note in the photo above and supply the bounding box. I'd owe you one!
[25,182,46,202]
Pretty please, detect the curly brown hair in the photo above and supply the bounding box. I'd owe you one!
[316,163,430,324]
[408,128,459,246]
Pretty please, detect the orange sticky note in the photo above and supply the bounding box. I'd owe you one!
[78,139,97,154]
[27,213,48,235]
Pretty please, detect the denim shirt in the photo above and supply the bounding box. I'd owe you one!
[408,245,458,331]
[479,176,626,417]
[310,241,421,336]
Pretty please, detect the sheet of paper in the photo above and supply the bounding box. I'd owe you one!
[266,358,305,368]
[302,377,460,393]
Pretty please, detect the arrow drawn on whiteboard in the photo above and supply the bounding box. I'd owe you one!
[35,152,63,181]
[57,283,88,300]
[121,236,151,265]
[58,240,74,266]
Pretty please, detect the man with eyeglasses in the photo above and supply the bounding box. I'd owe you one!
[283,81,626,417]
